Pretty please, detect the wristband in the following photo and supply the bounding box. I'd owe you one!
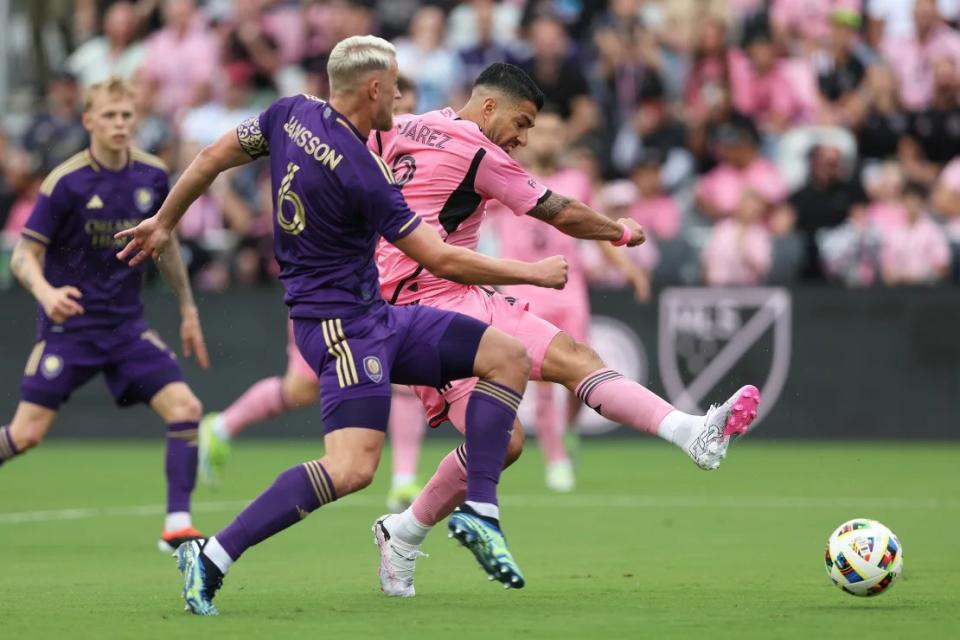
[612,224,631,247]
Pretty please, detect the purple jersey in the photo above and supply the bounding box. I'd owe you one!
[22,148,170,337]
[235,94,421,319]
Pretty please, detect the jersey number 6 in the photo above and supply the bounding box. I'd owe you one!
[277,162,306,235]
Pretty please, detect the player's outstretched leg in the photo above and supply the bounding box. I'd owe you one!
[152,383,206,551]
[374,399,525,597]
[543,333,760,470]
[386,388,426,512]
[177,426,383,615]
[199,369,319,487]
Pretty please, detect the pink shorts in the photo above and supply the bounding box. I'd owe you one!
[502,286,590,344]
[286,319,319,382]
[412,286,563,424]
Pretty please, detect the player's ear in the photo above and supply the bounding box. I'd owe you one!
[482,95,497,117]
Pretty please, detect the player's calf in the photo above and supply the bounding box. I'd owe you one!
[1,402,58,464]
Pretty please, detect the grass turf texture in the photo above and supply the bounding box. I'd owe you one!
[2,439,957,639]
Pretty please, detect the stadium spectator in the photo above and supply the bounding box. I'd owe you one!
[519,14,596,143]
[611,95,691,187]
[455,0,518,85]
[219,0,283,93]
[21,71,88,171]
[394,5,463,112]
[1,151,44,240]
[849,61,909,161]
[788,143,868,279]
[695,117,789,219]
[864,161,908,231]
[814,9,870,123]
[879,182,952,284]
[728,29,812,134]
[881,0,960,111]
[770,0,862,50]
[132,74,175,166]
[447,0,521,50]
[627,154,682,241]
[899,56,960,186]
[66,1,145,86]
[180,63,259,149]
[139,0,218,117]
[683,18,732,127]
[931,157,960,240]
[702,189,773,286]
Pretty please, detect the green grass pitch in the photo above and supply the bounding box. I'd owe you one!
[2,439,957,639]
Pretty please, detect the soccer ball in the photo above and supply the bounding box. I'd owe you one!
[824,518,903,597]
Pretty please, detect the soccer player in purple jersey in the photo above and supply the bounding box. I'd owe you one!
[116,36,568,614]
[1,77,210,552]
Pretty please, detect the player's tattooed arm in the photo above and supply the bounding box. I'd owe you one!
[11,238,84,323]
[525,193,645,246]
[154,233,209,368]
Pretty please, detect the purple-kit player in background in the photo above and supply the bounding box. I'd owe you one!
[2,77,211,552]
[116,35,569,615]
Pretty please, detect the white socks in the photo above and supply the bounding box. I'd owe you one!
[203,536,234,574]
[465,501,500,521]
[211,414,230,441]
[656,410,703,450]
[165,511,191,532]
[389,510,433,546]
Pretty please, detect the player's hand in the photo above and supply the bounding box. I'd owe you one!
[180,305,210,369]
[40,285,84,324]
[115,216,171,267]
[532,255,569,289]
[617,218,645,247]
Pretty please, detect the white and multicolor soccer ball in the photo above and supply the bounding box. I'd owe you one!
[824,518,903,597]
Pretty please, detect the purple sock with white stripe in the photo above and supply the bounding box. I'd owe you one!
[215,461,337,562]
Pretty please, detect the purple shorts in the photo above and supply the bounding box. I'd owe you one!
[292,303,487,432]
[20,321,184,410]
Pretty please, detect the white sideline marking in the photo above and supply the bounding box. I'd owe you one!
[1,494,957,525]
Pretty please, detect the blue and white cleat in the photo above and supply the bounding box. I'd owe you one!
[448,505,525,590]
[174,539,223,616]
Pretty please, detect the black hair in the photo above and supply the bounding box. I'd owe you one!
[903,181,929,200]
[473,63,545,110]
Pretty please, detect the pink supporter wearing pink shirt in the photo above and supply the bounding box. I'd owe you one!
[139,17,219,117]
[702,219,773,286]
[696,159,788,218]
[880,217,951,283]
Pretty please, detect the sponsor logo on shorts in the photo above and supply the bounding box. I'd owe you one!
[363,356,383,383]
[41,354,63,379]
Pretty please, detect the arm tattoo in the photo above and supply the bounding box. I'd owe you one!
[526,192,572,222]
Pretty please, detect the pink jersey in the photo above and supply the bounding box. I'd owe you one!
[372,108,548,304]
[489,167,593,307]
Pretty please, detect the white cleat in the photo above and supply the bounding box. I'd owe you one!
[372,514,426,598]
[686,385,761,470]
[545,459,575,493]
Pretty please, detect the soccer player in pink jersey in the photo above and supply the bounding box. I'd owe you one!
[197,76,428,512]
[487,110,651,492]
[372,63,761,597]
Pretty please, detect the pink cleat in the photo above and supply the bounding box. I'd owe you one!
[686,385,761,470]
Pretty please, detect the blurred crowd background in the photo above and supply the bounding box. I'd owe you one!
[3,0,960,294]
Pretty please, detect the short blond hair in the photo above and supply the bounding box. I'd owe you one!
[327,35,396,92]
[83,75,136,112]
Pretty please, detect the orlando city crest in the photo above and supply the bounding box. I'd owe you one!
[658,287,792,427]
[363,356,383,383]
[134,187,154,213]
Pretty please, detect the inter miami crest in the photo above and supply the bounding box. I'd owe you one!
[658,288,791,427]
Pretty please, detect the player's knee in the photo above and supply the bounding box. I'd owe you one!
[167,391,203,423]
[338,461,377,494]
[12,420,46,451]
[492,339,531,383]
